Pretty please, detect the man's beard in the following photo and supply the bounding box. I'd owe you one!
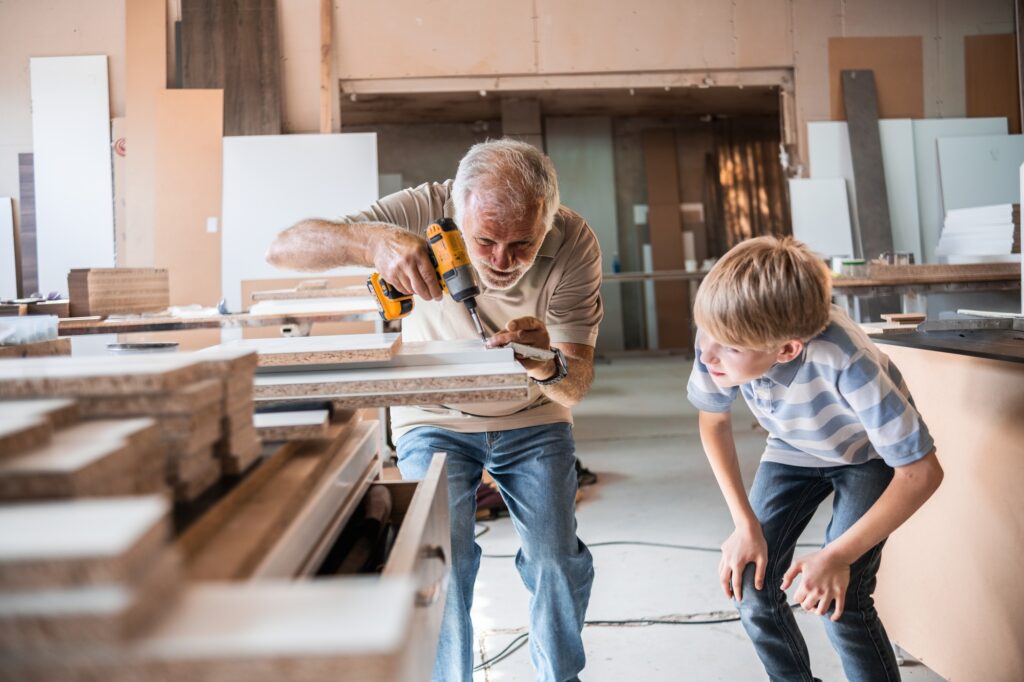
[474,258,535,290]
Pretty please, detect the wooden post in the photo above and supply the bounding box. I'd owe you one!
[320,0,332,133]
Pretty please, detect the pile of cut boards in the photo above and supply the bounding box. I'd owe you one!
[0,350,261,501]
[207,333,531,421]
[68,268,170,317]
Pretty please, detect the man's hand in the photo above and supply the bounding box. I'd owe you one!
[374,229,443,302]
[487,316,554,380]
[719,523,768,602]
[781,549,851,622]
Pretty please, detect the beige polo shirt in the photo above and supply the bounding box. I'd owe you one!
[340,180,604,439]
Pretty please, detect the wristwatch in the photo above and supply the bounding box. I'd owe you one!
[533,347,568,386]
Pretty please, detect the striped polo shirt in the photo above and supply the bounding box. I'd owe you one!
[687,306,934,468]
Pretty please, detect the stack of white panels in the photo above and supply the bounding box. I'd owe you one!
[936,205,1015,257]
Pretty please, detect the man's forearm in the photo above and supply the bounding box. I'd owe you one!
[536,353,593,408]
[825,451,943,564]
[699,412,759,528]
[266,219,395,272]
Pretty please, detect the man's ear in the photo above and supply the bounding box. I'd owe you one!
[775,339,804,363]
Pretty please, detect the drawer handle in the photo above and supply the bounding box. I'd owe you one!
[415,545,450,608]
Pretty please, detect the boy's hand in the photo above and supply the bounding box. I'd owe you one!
[781,549,850,622]
[719,523,768,601]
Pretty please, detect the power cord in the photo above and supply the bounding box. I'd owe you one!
[471,523,821,673]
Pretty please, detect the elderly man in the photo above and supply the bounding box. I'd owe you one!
[266,139,603,682]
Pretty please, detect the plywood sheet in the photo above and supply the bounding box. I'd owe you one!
[912,117,1008,263]
[0,495,169,589]
[937,134,1024,211]
[29,56,115,294]
[965,34,1020,134]
[1,198,17,300]
[221,134,378,311]
[828,37,924,120]
[788,178,854,257]
[213,333,402,367]
[154,89,223,310]
[545,116,623,352]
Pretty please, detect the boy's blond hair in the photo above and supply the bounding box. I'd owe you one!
[694,236,832,350]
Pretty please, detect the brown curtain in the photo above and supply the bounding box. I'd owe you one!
[706,117,790,252]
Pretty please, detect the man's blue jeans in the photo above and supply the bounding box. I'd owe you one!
[396,423,594,682]
[737,458,901,682]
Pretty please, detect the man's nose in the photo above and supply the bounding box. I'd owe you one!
[491,247,513,270]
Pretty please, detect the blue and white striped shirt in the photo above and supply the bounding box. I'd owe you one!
[687,306,934,468]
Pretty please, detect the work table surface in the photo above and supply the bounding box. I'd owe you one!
[873,328,1024,363]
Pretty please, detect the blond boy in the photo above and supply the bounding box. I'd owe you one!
[687,236,943,682]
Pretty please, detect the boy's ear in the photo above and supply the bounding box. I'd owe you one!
[775,339,804,363]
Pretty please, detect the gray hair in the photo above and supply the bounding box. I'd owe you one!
[452,138,560,232]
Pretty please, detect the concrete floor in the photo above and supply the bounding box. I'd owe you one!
[470,356,944,681]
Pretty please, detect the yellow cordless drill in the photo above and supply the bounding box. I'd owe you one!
[367,218,487,342]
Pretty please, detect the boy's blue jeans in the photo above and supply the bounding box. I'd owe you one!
[396,423,593,682]
[738,458,901,682]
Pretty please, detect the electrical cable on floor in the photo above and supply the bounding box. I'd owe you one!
[471,522,821,673]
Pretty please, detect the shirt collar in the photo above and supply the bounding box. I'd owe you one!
[763,351,805,387]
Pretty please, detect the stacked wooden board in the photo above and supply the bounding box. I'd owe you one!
[250,279,369,302]
[0,399,165,500]
[244,338,531,409]
[68,268,170,317]
[0,338,71,359]
[214,332,402,367]
[0,352,261,501]
[0,496,181,651]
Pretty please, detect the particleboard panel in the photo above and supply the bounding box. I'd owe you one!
[1,198,17,300]
[829,37,924,121]
[0,399,80,429]
[180,0,282,136]
[154,89,223,311]
[937,134,1024,211]
[240,277,375,339]
[0,354,206,397]
[221,134,377,312]
[17,154,37,295]
[912,117,1008,263]
[213,333,401,367]
[29,56,115,294]
[0,338,72,360]
[965,34,1021,135]
[875,345,1024,681]
[0,495,169,589]
[253,410,330,441]
[0,417,52,461]
[124,0,166,268]
[254,361,527,400]
[842,70,893,259]
[788,178,854,258]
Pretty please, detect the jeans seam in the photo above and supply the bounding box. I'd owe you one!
[766,479,826,682]
[855,544,897,681]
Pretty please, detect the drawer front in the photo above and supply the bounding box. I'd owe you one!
[381,453,450,682]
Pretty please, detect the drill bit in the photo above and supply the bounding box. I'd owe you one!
[470,307,487,343]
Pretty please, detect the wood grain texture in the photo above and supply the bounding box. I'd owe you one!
[966,34,1021,134]
[180,0,282,136]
